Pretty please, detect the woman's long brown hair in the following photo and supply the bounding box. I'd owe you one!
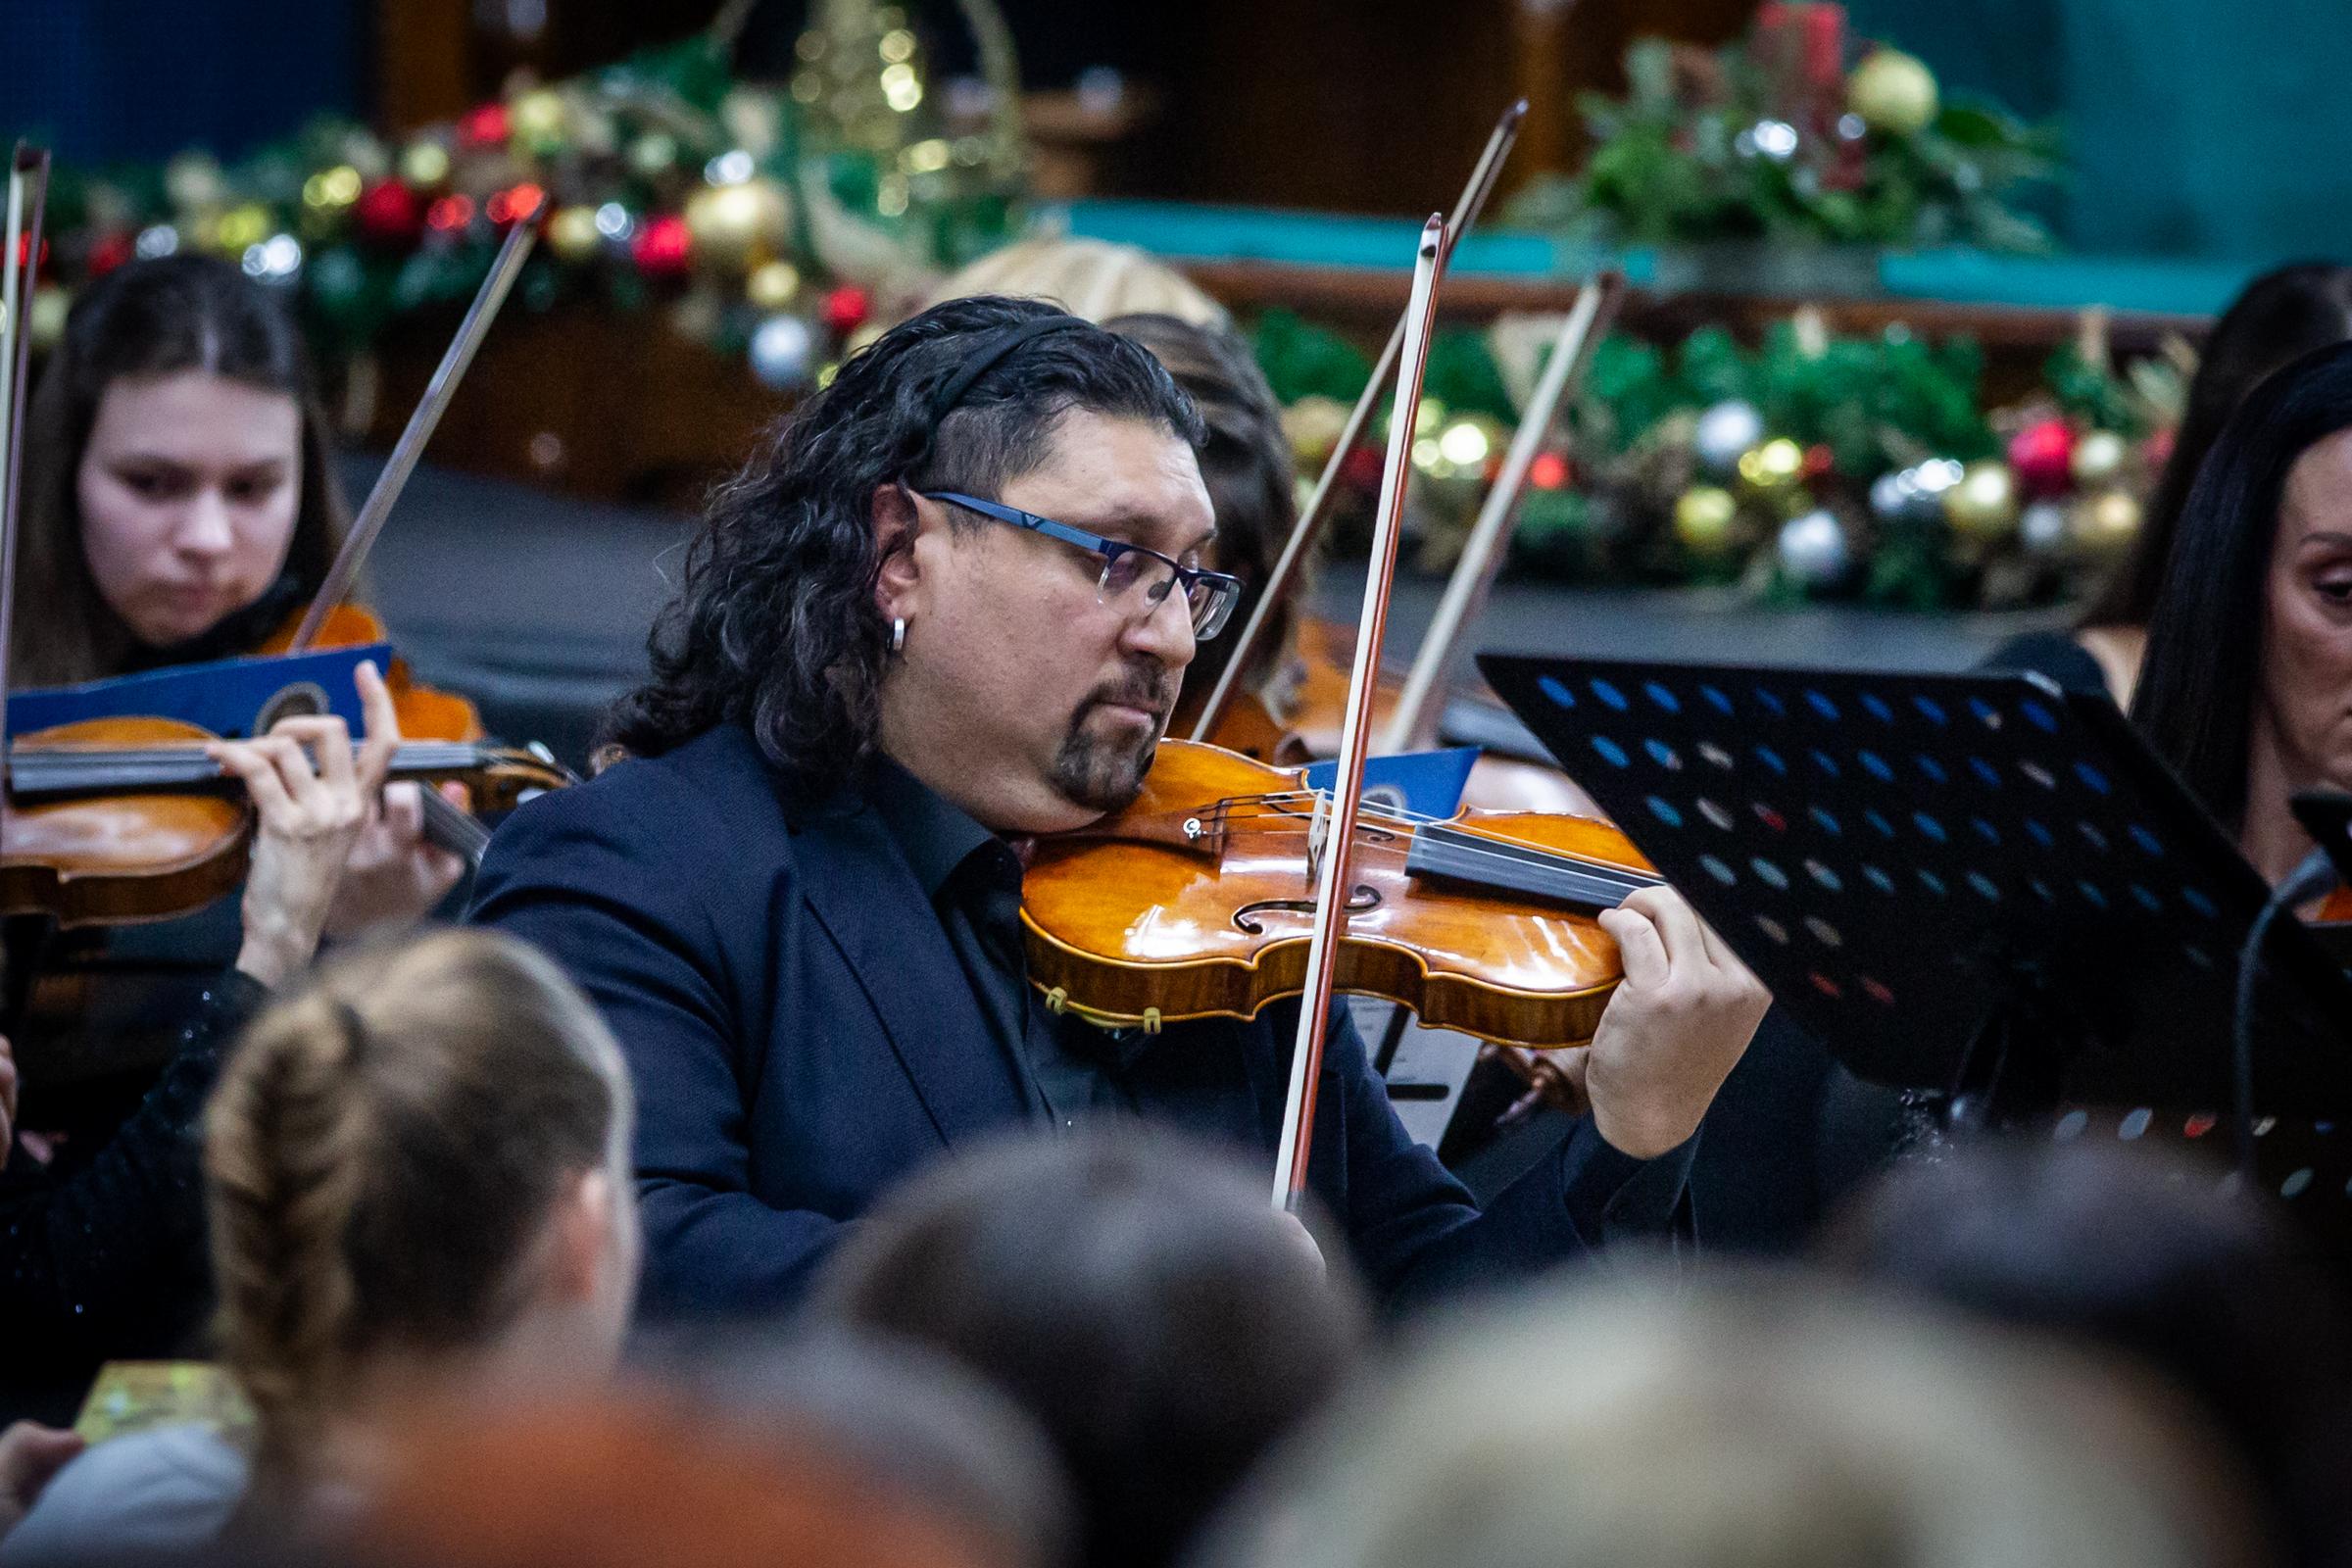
[12,253,350,687]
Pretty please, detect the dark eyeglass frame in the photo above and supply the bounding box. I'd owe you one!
[919,489,1244,640]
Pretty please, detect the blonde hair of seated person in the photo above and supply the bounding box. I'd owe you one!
[1196,1267,2259,1568]
[205,928,638,1526]
[926,237,1225,329]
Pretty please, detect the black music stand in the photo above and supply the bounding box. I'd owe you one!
[1479,654,2352,1124]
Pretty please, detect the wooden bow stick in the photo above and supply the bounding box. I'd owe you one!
[1189,100,1527,743]
[288,191,545,650]
[1379,270,1624,755]
[1271,215,1447,1215]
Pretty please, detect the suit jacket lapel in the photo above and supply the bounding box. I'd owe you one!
[791,802,1031,1147]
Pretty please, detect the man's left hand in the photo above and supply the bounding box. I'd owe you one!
[1582,886,1770,1160]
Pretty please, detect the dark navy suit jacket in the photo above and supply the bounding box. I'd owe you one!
[470,723,1685,1319]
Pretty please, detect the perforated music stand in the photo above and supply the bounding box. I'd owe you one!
[1479,654,2352,1122]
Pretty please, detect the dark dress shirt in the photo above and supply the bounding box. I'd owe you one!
[469,722,1695,1320]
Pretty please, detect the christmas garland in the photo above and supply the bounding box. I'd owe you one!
[24,3,1025,392]
[1506,4,2062,253]
[1259,310,2181,612]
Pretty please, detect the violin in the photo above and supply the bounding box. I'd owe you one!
[1,717,568,928]
[256,601,484,745]
[0,175,553,933]
[1021,738,1658,1048]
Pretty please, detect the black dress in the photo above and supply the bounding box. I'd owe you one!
[0,969,266,1423]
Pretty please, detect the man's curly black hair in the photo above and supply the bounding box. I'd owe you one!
[602,295,1205,800]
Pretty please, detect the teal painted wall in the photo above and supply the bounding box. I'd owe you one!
[1846,0,2352,260]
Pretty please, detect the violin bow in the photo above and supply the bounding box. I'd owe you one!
[0,143,52,774]
[1270,215,1446,1215]
[1378,270,1624,755]
[1188,99,1526,744]
[287,191,546,651]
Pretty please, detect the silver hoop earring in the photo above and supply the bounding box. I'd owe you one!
[890,616,907,655]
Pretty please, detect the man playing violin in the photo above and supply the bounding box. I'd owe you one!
[472,297,1768,1318]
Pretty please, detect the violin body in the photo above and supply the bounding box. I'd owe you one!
[2,717,250,928]
[2,718,569,928]
[1021,740,1654,1050]
[259,602,484,745]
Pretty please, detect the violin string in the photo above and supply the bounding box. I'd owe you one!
[1198,789,1663,900]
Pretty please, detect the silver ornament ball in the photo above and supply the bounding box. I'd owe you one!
[1694,400,1766,474]
[749,313,816,391]
[1777,509,1849,584]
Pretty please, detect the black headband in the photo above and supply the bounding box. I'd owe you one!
[928,314,1093,422]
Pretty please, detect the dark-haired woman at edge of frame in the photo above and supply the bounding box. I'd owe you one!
[1702,279,2352,1257]
[1990,263,2352,705]
[0,255,463,1418]
[1708,339,2352,1264]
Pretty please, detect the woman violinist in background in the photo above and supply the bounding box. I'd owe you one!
[0,255,463,1415]
[1992,264,2352,706]
[7,256,467,1063]
[13,252,466,926]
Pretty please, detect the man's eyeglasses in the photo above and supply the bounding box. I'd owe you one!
[921,490,1244,640]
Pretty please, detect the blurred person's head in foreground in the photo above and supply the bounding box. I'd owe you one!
[1195,1265,2258,1568]
[662,1328,1075,1568]
[809,1128,1369,1568]
[1828,1137,2352,1567]
[208,928,639,1523]
[335,1392,1016,1568]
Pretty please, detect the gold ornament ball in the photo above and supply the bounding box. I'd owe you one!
[682,178,790,269]
[1738,437,1806,493]
[746,260,802,311]
[213,203,272,256]
[27,286,72,351]
[1675,486,1740,556]
[628,132,681,178]
[1281,395,1350,467]
[511,88,567,149]
[546,206,604,263]
[165,151,225,212]
[2071,429,2129,487]
[1943,460,2021,541]
[2073,489,2143,557]
[1847,49,1939,136]
[399,139,452,189]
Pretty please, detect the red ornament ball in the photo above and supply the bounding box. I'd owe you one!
[458,102,512,149]
[2007,416,2076,497]
[1340,443,1386,493]
[822,284,871,335]
[425,194,476,233]
[1802,443,1836,480]
[354,179,425,246]
[631,214,693,279]
[1529,452,1572,491]
[86,231,135,278]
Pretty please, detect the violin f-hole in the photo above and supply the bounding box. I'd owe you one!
[1232,885,1381,935]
